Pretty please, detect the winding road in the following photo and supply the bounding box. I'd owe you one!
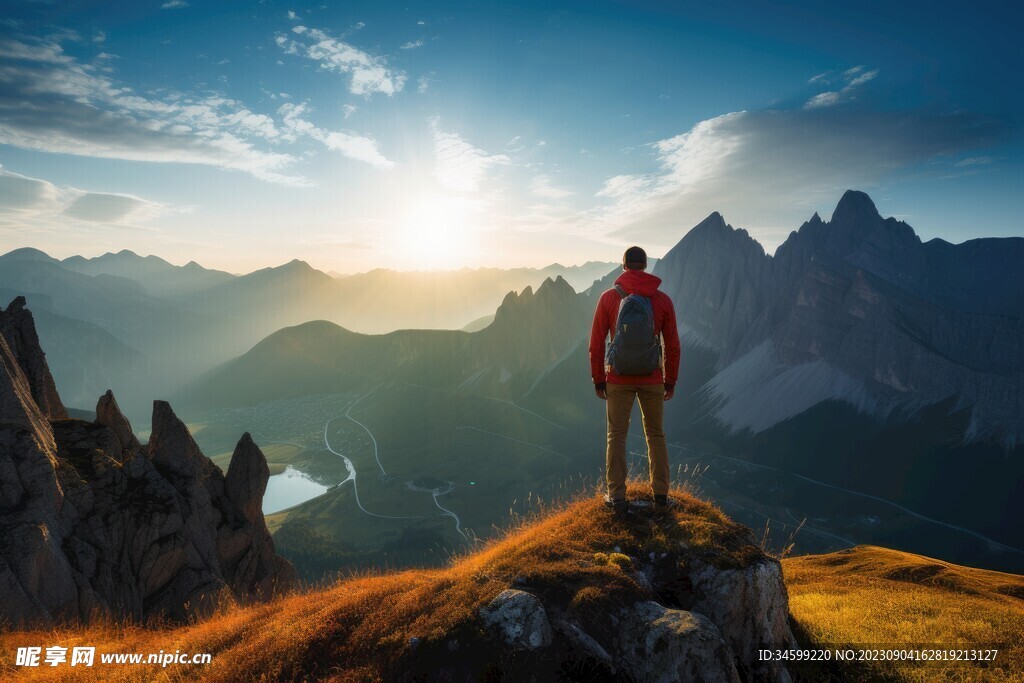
[343,388,386,477]
[322,414,428,520]
[432,489,468,540]
[320,389,468,539]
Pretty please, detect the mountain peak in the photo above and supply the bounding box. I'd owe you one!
[830,190,881,225]
[282,258,315,272]
[1,247,58,263]
[536,274,576,298]
[692,211,728,232]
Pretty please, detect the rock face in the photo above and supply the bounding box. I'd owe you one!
[0,298,294,626]
[472,543,796,682]
[465,274,592,398]
[689,559,795,681]
[616,601,741,683]
[479,589,554,650]
[653,190,1024,447]
[0,296,67,421]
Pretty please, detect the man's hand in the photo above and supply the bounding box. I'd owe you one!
[595,382,607,400]
[664,383,675,401]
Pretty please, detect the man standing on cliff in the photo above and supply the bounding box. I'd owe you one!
[590,246,681,511]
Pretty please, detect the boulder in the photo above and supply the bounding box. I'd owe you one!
[616,601,741,683]
[690,557,796,681]
[479,589,553,650]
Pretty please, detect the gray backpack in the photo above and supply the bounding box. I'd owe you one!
[606,285,661,375]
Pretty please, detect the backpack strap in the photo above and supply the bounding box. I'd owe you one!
[613,284,627,299]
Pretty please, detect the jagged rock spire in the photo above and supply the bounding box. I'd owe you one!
[0,300,294,627]
[148,400,205,477]
[96,390,141,458]
[225,432,271,524]
[0,297,67,420]
[0,333,57,457]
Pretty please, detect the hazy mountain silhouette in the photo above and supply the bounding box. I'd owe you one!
[0,249,616,423]
[182,275,591,408]
[62,249,235,298]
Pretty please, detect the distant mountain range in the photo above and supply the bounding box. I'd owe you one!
[3,190,1021,571]
[179,190,1024,567]
[0,247,615,419]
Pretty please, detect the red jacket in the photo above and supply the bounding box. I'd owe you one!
[589,270,680,385]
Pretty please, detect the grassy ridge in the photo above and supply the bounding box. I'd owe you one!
[2,488,1020,681]
[0,483,756,682]
[784,545,1024,682]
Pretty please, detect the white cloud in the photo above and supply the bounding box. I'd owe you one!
[583,106,1000,248]
[161,0,189,8]
[279,102,393,169]
[342,104,357,118]
[529,174,572,199]
[430,119,509,192]
[417,72,435,93]
[0,166,165,226]
[804,66,879,109]
[804,91,840,109]
[954,156,994,167]
[400,39,424,50]
[0,37,309,186]
[0,167,59,212]
[847,69,878,88]
[278,25,405,96]
[62,192,162,223]
[287,10,298,20]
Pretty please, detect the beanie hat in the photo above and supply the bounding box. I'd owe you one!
[623,246,647,271]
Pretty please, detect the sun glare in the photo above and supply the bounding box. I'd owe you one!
[393,196,481,269]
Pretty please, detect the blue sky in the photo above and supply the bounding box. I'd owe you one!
[0,0,1020,273]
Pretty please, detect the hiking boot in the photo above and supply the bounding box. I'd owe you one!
[603,496,628,512]
[654,494,675,508]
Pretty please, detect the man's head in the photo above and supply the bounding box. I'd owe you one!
[622,246,647,271]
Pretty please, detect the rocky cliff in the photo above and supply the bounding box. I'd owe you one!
[654,190,1024,446]
[0,481,798,682]
[0,297,294,626]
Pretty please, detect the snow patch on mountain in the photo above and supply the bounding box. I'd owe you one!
[702,341,879,433]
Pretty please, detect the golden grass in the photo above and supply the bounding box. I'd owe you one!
[784,545,1024,682]
[0,482,759,682]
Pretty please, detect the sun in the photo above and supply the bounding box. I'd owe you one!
[393,196,481,270]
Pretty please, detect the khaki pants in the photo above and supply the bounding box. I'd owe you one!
[605,383,669,500]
